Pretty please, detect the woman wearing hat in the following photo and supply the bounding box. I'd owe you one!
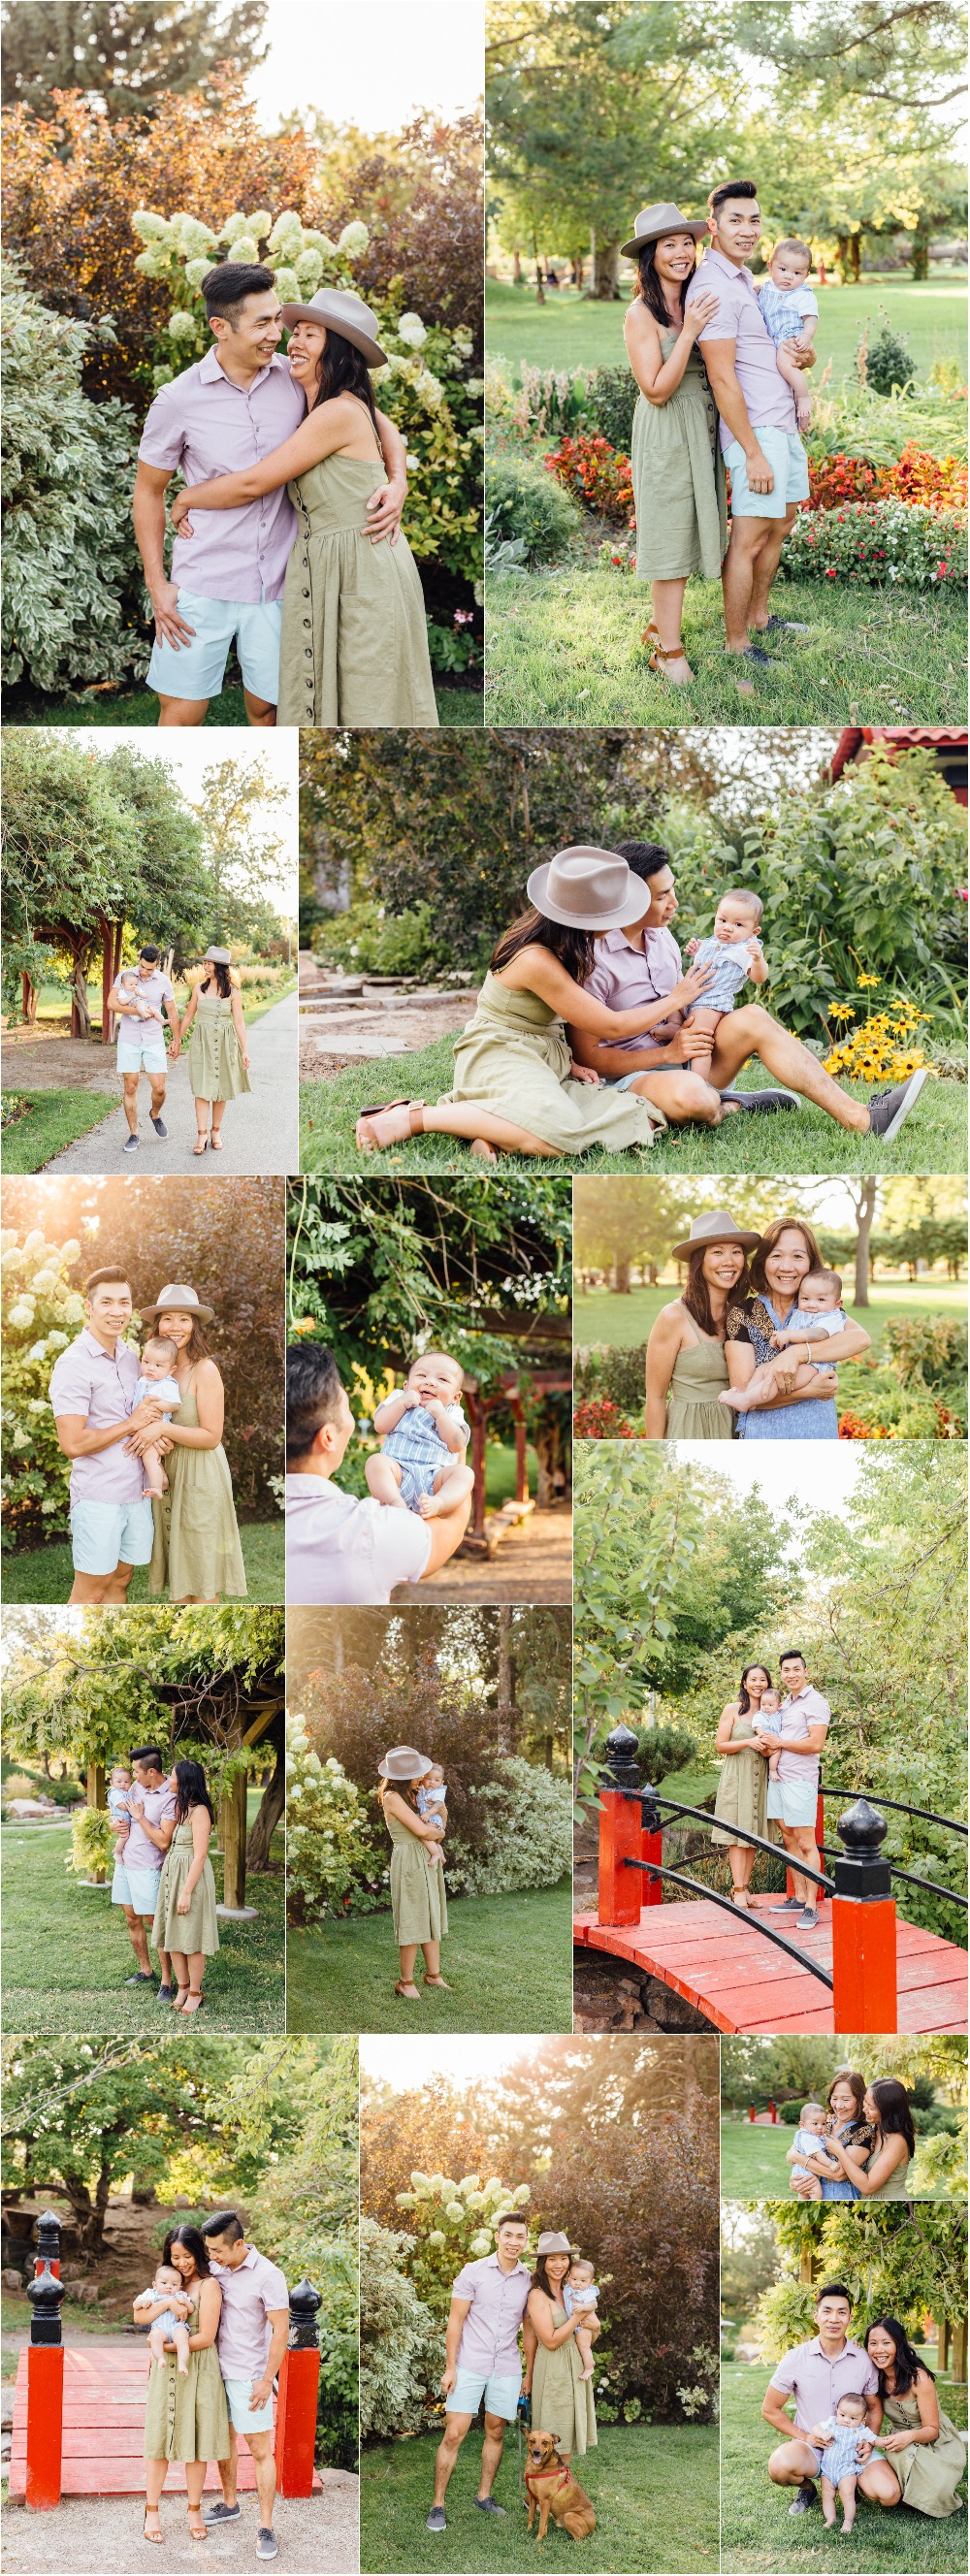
[524,2236,598,2467]
[169,290,437,726]
[355,848,711,1159]
[622,204,728,684]
[376,1749,450,2002]
[126,1287,247,1602]
[178,949,251,1155]
[644,1211,760,1438]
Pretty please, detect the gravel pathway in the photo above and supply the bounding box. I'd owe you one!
[1,2476,358,2573]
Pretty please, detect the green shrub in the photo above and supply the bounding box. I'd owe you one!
[781,497,967,589]
[884,1315,968,1431]
[484,450,581,563]
[861,319,915,397]
[574,1342,648,1418]
[285,1722,384,1924]
[315,897,442,979]
[632,1723,698,1784]
[359,2214,444,2439]
[66,1806,115,1880]
[587,364,638,454]
[446,1756,573,1896]
[1,1223,86,1546]
[779,2101,805,2126]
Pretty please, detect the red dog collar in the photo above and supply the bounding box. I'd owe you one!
[525,2465,571,2496]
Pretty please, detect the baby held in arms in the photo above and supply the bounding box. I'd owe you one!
[416,1763,448,1870]
[134,2265,193,2375]
[720,1271,846,1413]
[682,890,768,1071]
[366,1352,475,1521]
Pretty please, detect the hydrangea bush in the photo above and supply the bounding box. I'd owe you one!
[285,1716,383,1925]
[393,2171,534,2330]
[1,1229,86,1546]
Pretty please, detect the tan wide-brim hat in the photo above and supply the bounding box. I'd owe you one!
[535,2231,572,2256]
[670,1210,761,1263]
[203,946,232,966]
[277,287,387,368]
[526,847,651,932]
[621,202,708,259]
[139,1281,215,1324]
[377,1746,433,1781]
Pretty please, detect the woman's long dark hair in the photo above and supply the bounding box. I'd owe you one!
[531,2252,571,2301]
[174,1758,215,1825]
[634,235,697,328]
[737,1664,772,1718]
[307,326,379,433]
[377,1776,421,1814]
[865,2316,932,2397]
[491,906,597,990]
[162,2223,210,2278]
[202,962,233,1001]
[682,1240,751,1338]
[867,2078,916,2159]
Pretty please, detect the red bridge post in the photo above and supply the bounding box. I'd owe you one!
[25,2210,65,2511]
[830,1798,897,2034]
[598,1727,644,1927]
[275,2277,322,2498]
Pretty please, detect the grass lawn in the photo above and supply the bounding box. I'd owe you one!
[2,1089,121,1175]
[301,1034,966,1176]
[0,1816,284,2035]
[361,2423,719,2575]
[575,1280,967,1355]
[719,2113,954,2201]
[6,681,480,727]
[721,2360,968,2573]
[2,1517,283,1605]
[286,1877,572,2034]
[486,275,968,386]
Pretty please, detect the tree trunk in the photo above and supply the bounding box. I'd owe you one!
[612,1256,630,1293]
[835,235,850,284]
[512,247,522,283]
[245,1751,284,1874]
[589,240,620,300]
[220,1769,248,1909]
[910,222,930,281]
[852,1178,876,1306]
[72,950,92,1041]
[850,232,861,283]
[498,1609,513,1753]
[21,972,37,1026]
[534,1411,569,1508]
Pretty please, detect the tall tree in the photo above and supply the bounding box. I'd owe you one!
[1,0,269,123]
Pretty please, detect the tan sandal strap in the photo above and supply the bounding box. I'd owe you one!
[408,1104,425,1135]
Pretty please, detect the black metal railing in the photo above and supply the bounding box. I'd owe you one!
[820,1784,967,1839]
[623,1852,834,1990]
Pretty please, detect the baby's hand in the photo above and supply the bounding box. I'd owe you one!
[685,937,700,957]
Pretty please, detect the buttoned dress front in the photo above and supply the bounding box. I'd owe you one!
[276,441,438,726]
[630,323,727,581]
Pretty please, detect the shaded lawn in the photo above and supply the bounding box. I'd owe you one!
[1,1819,285,2035]
[6,681,480,727]
[361,2423,719,2575]
[2,1517,283,1606]
[2,1089,121,1175]
[485,558,967,728]
[286,1878,573,2035]
[719,2113,954,2201]
[721,2360,967,2573]
[301,1034,965,1176]
[575,1282,967,1354]
[486,275,969,384]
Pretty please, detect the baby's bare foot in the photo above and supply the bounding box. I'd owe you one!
[417,1490,444,1519]
[580,2365,595,2381]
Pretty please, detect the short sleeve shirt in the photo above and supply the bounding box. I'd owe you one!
[451,2253,533,2378]
[210,2247,289,2378]
[584,924,685,1056]
[120,970,174,1016]
[139,347,305,603]
[284,1474,433,1603]
[686,247,796,450]
[770,2336,878,2434]
[776,1684,830,1787]
[122,1782,178,1875]
[48,1327,146,1505]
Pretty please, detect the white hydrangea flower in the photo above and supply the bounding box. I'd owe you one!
[168,311,199,343]
[47,1330,69,1350]
[27,1341,49,1361]
[27,1401,49,1416]
[230,236,261,266]
[131,209,171,240]
[305,1752,322,1774]
[295,250,323,289]
[338,220,370,256]
[273,268,301,305]
[9,1428,30,1449]
[444,2203,466,2223]
[29,1270,60,1296]
[288,1785,304,1801]
[453,329,473,356]
[268,210,304,252]
[222,210,256,242]
[8,1302,36,1329]
[427,2230,446,2248]
[469,2232,492,2256]
[61,1240,81,1263]
[397,312,427,349]
[248,210,273,242]
[23,1233,46,1255]
[64,1296,84,1321]
[304,230,337,260]
[184,258,211,290]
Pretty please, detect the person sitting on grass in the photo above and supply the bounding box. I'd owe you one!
[284,1344,471,1605]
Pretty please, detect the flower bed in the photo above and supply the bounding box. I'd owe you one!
[782,496,967,587]
[544,431,633,525]
[807,444,967,513]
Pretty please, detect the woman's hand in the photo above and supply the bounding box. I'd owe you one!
[177,1889,192,1916]
[684,291,721,341]
[242,1048,250,1070]
[880,2431,915,2455]
[790,2173,822,2200]
[569,1059,600,1084]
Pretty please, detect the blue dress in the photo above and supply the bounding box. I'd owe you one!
[727,1297,839,1441]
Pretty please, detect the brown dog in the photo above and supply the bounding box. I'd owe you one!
[524,2430,597,2543]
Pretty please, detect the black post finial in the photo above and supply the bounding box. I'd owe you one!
[28,2210,65,2347]
[603,1725,639,1792]
[834,1796,891,1900]
[288,2276,322,2350]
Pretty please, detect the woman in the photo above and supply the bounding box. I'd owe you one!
[813,2077,917,2201]
[865,2317,967,2516]
[789,2070,873,2203]
[151,1758,220,2013]
[711,1663,772,1907]
[170,289,437,727]
[179,947,251,1155]
[131,1284,246,1603]
[644,1211,760,1436]
[355,847,718,1160]
[140,2223,229,2546]
[726,1219,872,1439]
[622,202,727,685]
[377,1746,450,2002]
[524,2233,598,2466]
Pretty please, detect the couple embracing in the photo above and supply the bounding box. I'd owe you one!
[137,2210,288,2561]
[427,2214,598,2536]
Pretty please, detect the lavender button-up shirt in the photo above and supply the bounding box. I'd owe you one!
[687,247,797,453]
[584,923,685,1056]
[122,1783,178,1876]
[211,2248,289,2379]
[451,2253,533,2378]
[770,2335,878,2435]
[48,1328,145,1505]
[776,1684,830,1787]
[284,1475,432,1604]
[139,348,305,603]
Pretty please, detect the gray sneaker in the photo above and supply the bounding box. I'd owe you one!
[796,1909,821,1930]
[255,2530,278,2561]
[204,2502,241,2523]
[123,1133,140,1151]
[790,2479,818,2515]
[866,1068,928,1143]
[426,2506,448,2531]
[768,1897,802,1914]
[150,1114,168,1139]
[475,2496,506,2514]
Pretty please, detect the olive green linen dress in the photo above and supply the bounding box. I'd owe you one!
[711,1711,768,1851]
[151,1816,220,1959]
[630,327,728,581]
[277,450,438,727]
[863,2149,912,2200]
[187,993,251,1104]
[143,2284,230,2463]
[663,1314,733,1437]
[385,1801,447,1947]
[438,972,666,1154]
[531,2306,598,2459]
[148,1368,247,1602]
[878,2392,967,2515]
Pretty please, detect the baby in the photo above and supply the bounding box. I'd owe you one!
[115,968,164,1027]
[719,1271,844,1414]
[786,2100,829,2190]
[416,1764,447,1870]
[756,239,819,433]
[366,1352,475,1522]
[683,891,768,1071]
[748,1686,787,1786]
[134,2263,193,2375]
[108,1763,133,1863]
[814,2391,888,2532]
[130,1336,181,1498]
[564,2256,600,2381]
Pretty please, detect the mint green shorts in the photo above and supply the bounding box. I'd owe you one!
[147,592,282,704]
[725,428,810,519]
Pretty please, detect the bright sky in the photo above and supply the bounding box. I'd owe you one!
[89,729,298,910]
[672,1440,864,1522]
[361,2037,534,2092]
[246,0,483,129]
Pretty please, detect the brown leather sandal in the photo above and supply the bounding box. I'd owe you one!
[642,622,694,680]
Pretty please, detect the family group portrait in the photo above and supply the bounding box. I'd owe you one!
[1,1173,285,1606]
[573,1175,968,1441]
[1,1603,285,2036]
[572,1437,967,2038]
[2,727,298,1176]
[298,725,967,1178]
[284,1174,571,1606]
[359,2032,720,2574]
[1,2032,357,2574]
[721,2199,967,2573]
[485,0,967,724]
[720,2036,967,2204]
[285,1603,572,2036]
[2,0,483,727]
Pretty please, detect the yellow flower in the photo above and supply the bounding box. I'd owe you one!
[857,972,882,988]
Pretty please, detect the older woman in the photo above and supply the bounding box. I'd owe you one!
[865,2318,968,2516]
[645,1209,760,1436]
[151,1758,220,2014]
[726,1218,872,1438]
[523,2233,598,2468]
[808,2077,917,2201]
[140,2223,228,2547]
[128,1283,246,1604]
[711,1663,772,1906]
[377,1745,450,2002]
[178,946,251,1156]
[622,202,727,685]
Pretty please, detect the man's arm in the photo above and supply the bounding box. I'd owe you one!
[250,2307,289,2410]
[53,1401,163,1461]
[367,407,407,544]
[440,2296,472,2393]
[163,994,181,1060]
[756,1722,828,1760]
[761,2385,798,2439]
[417,1488,473,1578]
[133,460,197,651]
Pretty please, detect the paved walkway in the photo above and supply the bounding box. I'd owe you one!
[43,993,298,1175]
[1,2482,358,2573]
[416,1505,572,1603]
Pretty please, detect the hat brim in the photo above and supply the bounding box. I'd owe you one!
[526,859,652,932]
[278,304,387,368]
[621,219,708,257]
[140,1301,215,1324]
[670,1228,761,1262]
[378,1755,432,1780]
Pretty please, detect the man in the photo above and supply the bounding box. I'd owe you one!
[107,944,180,1153]
[426,2213,533,2534]
[134,263,407,727]
[686,180,814,672]
[762,2282,900,2518]
[758,1652,831,1933]
[284,1345,471,1604]
[202,2210,289,2564]
[113,1745,176,1999]
[568,840,928,1144]
[49,1269,164,1604]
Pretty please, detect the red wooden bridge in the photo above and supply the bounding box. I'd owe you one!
[9,2345,297,2497]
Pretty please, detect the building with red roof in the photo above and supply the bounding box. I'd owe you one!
[829,729,967,805]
